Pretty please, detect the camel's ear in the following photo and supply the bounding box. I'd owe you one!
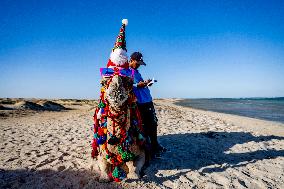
[128,78,134,89]
[100,76,111,87]
[122,76,134,90]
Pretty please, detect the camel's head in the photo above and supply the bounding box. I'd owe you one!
[101,73,133,112]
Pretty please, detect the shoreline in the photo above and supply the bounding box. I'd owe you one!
[156,99,284,136]
[172,98,284,125]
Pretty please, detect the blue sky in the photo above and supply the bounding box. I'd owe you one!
[1,0,284,99]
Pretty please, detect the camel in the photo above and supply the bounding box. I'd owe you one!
[92,72,146,182]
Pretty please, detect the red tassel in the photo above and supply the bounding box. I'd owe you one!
[114,178,121,182]
[94,125,98,133]
[91,149,98,158]
[92,139,98,148]
[98,127,105,136]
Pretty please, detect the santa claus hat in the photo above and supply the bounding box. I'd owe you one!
[107,19,129,69]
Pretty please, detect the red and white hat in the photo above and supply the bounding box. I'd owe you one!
[107,19,129,69]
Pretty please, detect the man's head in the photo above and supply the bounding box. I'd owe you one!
[129,52,146,69]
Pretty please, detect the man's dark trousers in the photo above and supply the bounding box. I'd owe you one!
[137,101,159,152]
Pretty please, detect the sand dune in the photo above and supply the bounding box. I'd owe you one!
[14,101,46,111]
[41,101,67,111]
[0,99,97,118]
[0,99,65,112]
[0,99,284,188]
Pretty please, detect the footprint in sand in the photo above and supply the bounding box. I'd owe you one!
[57,165,66,171]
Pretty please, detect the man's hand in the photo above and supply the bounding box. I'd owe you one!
[137,81,148,88]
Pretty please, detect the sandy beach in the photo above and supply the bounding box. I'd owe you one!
[1,98,284,189]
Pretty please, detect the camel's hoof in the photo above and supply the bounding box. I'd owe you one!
[127,173,140,179]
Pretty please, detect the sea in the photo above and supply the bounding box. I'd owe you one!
[174,97,284,123]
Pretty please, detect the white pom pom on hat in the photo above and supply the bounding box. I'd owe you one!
[122,19,128,26]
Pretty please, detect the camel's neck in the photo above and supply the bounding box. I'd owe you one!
[107,108,131,137]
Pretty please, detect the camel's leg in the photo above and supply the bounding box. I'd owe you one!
[126,151,145,179]
[97,155,111,182]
